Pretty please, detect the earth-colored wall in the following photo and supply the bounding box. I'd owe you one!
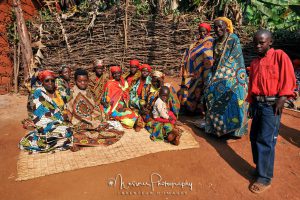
[0,0,38,94]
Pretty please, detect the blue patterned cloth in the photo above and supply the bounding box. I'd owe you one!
[19,87,73,152]
[129,76,152,110]
[204,33,248,137]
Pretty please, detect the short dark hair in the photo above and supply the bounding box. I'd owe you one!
[74,68,88,80]
[159,86,170,95]
[59,65,70,74]
[255,29,273,40]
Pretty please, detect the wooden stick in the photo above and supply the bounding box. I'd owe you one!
[13,0,34,81]
[13,23,18,93]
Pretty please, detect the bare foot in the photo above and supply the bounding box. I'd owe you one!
[172,134,181,146]
[167,133,176,142]
[175,121,184,126]
[226,135,242,144]
[70,145,80,152]
[135,126,142,132]
[150,136,155,141]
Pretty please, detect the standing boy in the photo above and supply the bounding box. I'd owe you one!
[247,29,296,193]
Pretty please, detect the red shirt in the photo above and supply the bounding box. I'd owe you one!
[247,48,296,103]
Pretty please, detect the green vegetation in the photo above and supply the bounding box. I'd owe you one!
[245,0,300,31]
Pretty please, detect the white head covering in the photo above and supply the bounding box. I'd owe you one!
[152,70,164,79]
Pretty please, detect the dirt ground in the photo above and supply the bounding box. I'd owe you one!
[0,81,299,199]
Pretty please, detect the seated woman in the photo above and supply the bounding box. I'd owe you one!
[89,59,109,107]
[68,69,124,148]
[122,59,141,90]
[19,70,73,153]
[140,70,181,145]
[130,63,152,110]
[102,66,143,130]
[143,70,180,118]
[178,22,214,115]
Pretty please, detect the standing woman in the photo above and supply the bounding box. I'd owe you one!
[178,22,214,114]
[204,17,248,137]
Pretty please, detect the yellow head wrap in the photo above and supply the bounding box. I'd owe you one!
[215,17,234,34]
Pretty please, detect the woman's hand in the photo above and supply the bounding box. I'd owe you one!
[141,105,150,115]
[117,108,125,112]
[101,100,109,108]
[63,110,72,122]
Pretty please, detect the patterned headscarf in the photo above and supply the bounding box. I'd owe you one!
[215,17,234,33]
[38,70,56,82]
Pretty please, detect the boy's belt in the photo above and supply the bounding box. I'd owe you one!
[253,95,279,103]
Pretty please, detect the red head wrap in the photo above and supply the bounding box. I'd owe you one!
[38,70,56,82]
[130,60,140,67]
[198,23,211,35]
[140,64,152,72]
[110,66,122,73]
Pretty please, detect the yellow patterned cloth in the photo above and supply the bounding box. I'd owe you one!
[89,72,109,106]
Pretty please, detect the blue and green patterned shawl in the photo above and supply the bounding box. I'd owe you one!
[129,76,152,109]
[204,33,248,137]
[20,87,72,152]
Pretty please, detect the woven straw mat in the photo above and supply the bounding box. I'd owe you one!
[16,127,199,181]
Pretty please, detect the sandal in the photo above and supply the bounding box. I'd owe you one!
[249,182,271,194]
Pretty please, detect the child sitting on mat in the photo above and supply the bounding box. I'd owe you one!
[152,86,177,124]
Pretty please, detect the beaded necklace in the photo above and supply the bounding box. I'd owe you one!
[214,33,230,60]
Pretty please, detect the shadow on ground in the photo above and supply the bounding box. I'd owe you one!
[279,123,300,148]
[179,116,255,184]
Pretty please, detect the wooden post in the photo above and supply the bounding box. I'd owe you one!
[13,0,34,81]
[122,0,129,64]
[124,0,128,50]
[13,23,19,92]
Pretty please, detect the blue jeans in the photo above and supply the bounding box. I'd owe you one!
[250,101,281,184]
